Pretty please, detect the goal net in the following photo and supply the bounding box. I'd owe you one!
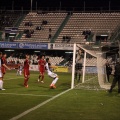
[71,43,111,90]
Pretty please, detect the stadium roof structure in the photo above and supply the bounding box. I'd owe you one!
[0,0,120,11]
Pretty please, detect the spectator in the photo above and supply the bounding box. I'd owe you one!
[82,29,91,40]
[24,21,33,26]
[88,29,91,35]
[42,20,47,25]
[48,34,52,40]
[36,26,41,30]
[67,36,71,43]
[30,29,34,34]
[24,22,29,26]
[62,36,66,42]
[82,30,86,35]
[62,36,71,43]
[26,33,31,38]
[24,29,29,34]
[49,28,52,33]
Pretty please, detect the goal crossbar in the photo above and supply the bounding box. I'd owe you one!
[71,43,111,90]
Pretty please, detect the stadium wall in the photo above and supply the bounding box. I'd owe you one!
[0,42,74,50]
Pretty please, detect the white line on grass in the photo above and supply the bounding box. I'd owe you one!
[75,76,98,88]
[83,76,98,83]
[4,77,24,80]
[9,88,71,120]
[0,93,53,97]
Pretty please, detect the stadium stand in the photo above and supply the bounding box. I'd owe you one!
[0,11,26,41]
[55,12,120,43]
[6,55,64,66]
[1,12,120,44]
[6,54,112,67]
[0,12,20,30]
[14,12,67,42]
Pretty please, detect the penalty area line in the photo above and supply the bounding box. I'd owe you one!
[10,88,71,120]
[0,93,53,97]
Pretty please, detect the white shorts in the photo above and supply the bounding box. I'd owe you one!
[48,72,57,78]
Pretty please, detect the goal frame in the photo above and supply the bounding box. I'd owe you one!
[71,43,110,89]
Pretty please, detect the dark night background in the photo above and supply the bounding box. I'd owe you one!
[0,0,120,11]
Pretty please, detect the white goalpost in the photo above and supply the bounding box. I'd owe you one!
[71,43,111,90]
[71,44,76,89]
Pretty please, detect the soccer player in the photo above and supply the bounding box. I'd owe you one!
[1,53,7,79]
[75,63,82,82]
[108,61,120,93]
[45,58,58,89]
[38,55,46,83]
[0,52,10,90]
[17,64,23,76]
[23,54,30,88]
[106,61,112,82]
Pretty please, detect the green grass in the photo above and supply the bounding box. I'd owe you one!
[0,70,71,120]
[0,70,120,120]
[20,90,120,120]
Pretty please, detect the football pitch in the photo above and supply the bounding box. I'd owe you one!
[0,70,120,120]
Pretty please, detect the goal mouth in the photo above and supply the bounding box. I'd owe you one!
[71,43,111,90]
[75,76,105,90]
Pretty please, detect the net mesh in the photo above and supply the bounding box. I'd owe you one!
[74,44,111,90]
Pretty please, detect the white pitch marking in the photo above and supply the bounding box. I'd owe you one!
[0,93,53,97]
[4,77,23,81]
[10,89,71,120]
[83,76,98,82]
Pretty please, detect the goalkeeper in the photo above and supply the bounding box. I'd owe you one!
[75,63,82,82]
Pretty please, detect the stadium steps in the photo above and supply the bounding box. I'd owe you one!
[110,22,120,42]
[14,14,26,27]
[111,29,120,42]
[50,14,71,43]
[14,14,26,40]
[16,31,24,40]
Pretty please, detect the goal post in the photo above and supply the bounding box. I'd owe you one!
[71,43,111,90]
[82,51,86,83]
[71,43,76,89]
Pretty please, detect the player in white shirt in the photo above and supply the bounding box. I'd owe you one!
[45,58,58,89]
[17,64,23,76]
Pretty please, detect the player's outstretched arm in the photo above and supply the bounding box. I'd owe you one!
[3,64,11,70]
[51,66,57,68]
